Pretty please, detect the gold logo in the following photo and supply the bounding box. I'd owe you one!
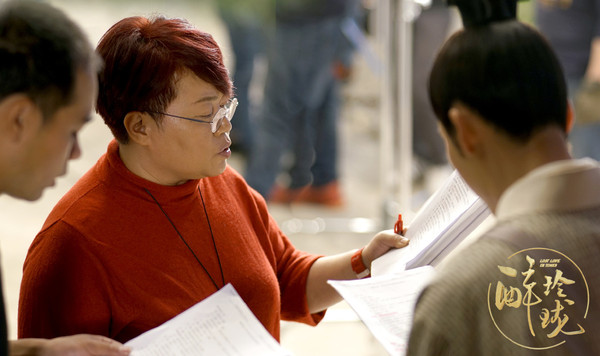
[487,248,589,350]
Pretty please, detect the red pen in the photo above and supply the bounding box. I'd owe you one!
[394,213,403,235]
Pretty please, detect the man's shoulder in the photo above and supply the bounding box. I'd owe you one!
[415,231,526,316]
[438,234,518,281]
[409,232,539,354]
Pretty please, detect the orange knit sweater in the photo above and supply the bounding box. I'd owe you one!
[19,140,324,343]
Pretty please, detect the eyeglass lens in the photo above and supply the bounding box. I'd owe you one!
[211,98,238,133]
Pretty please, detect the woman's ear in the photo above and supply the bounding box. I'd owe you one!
[123,111,152,145]
[447,103,480,156]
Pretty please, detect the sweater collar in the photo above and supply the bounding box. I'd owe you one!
[104,140,201,203]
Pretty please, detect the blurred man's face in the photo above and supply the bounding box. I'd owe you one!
[6,68,97,201]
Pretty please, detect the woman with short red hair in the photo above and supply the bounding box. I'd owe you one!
[18,15,408,344]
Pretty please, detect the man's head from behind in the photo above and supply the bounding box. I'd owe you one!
[429,20,568,146]
[429,16,571,209]
[0,0,99,201]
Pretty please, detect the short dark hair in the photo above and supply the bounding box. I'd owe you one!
[96,16,233,143]
[0,0,98,120]
[429,20,567,142]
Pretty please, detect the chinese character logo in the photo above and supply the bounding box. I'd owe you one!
[488,248,589,350]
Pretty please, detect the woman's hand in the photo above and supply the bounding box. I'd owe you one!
[41,335,131,356]
[11,335,131,356]
[306,228,409,313]
[361,228,409,268]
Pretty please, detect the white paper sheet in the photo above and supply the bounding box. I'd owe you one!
[372,170,491,274]
[328,266,435,356]
[125,284,291,356]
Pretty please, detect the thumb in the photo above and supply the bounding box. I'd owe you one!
[362,230,409,266]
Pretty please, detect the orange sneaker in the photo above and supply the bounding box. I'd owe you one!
[268,185,307,204]
[294,181,344,207]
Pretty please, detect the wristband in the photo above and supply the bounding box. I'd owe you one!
[351,248,371,278]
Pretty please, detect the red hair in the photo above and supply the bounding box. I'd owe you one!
[96,16,233,143]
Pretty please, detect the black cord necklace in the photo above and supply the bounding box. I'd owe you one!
[144,186,225,290]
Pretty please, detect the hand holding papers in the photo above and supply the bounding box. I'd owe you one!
[372,170,491,274]
[125,284,290,356]
[328,170,493,355]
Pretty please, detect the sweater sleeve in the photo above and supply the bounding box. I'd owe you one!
[272,222,325,325]
[247,184,326,325]
[18,221,112,339]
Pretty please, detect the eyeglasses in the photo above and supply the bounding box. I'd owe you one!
[149,98,238,133]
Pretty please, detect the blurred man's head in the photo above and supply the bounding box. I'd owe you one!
[0,0,99,200]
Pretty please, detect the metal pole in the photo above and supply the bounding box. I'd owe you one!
[378,0,398,229]
[397,0,417,219]
[379,0,429,228]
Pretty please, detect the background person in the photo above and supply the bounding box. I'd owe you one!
[535,0,600,161]
[407,0,600,354]
[18,15,409,344]
[244,0,361,207]
[0,1,130,355]
[215,0,273,157]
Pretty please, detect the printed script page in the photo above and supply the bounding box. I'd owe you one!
[125,284,291,356]
[371,170,490,275]
[328,266,435,356]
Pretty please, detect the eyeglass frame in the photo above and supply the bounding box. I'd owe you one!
[147,97,238,133]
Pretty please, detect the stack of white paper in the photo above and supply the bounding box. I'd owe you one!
[126,284,291,356]
[372,170,491,275]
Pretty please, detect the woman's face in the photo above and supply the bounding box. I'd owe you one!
[146,71,232,185]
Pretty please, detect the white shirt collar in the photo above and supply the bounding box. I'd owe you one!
[495,158,600,221]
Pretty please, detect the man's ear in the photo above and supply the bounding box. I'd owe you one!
[447,103,480,155]
[0,94,41,144]
[123,111,153,145]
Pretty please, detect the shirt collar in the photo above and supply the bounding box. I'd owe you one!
[496,158,600,220]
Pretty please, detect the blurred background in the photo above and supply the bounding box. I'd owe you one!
[0,1,540,355]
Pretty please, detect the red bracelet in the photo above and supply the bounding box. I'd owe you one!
[351,248,371,278]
